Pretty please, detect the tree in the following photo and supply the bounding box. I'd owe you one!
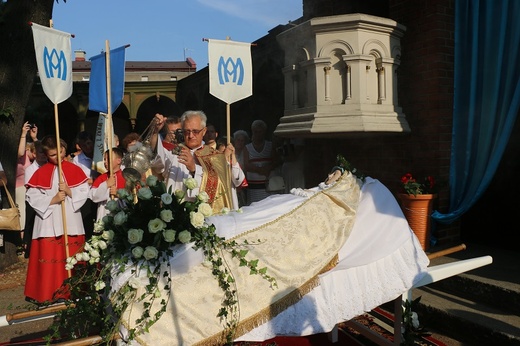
[0,0,56,269]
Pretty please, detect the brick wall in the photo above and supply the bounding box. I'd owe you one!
[388,0,459,244]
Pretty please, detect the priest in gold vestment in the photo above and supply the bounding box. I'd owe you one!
[153,111,245,213]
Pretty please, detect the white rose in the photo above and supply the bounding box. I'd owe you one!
[146,175,158,187]
[163,229,176,243]
[138,187,153,200]
[178,230,192,244]
[161,193,173,205]
[90,249,100,258]
[197,191,209,203]
[160,209,174,222]
[198,203,213,217]
[411,312,420,329]
[190,211,205,228]
[128,228,144,244]
[221,207,230,215]
[114,211,128,226]
[83,243,92,252]
[81,252,90,261]
[175,189,185,201]
[66,256,77,265]
[102,230,114,241]
[148,218,166,234]
[183,177,198,190]
[132,246,144,259]
[94,281,106,291]
[105,199,119,213]
[93,219,105,232]
[90,239,99,249]
[143,246,159,260]
[97,240,107,250]
[65,263,74,271]
[236,208,244,213]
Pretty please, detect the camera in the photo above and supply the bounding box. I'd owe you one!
[174,128,185,144]
[29,123,36,129]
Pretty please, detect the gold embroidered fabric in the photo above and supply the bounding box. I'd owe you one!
[196,146,233,213]
[122,172,361,346]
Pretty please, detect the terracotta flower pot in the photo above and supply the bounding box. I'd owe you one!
[398,193,437,251]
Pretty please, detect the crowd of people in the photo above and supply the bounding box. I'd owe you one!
[0,111,307,305]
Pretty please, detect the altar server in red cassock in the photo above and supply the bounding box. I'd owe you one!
[24,136,89,303]
[89,147,126,221]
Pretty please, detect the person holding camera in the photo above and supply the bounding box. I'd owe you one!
[16,122,39,249]
[160,116,182,151]
[151,113,202,199]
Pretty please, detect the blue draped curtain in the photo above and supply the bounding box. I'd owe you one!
[432,0,520,224]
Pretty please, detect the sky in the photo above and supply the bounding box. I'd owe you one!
[52,0,303,70]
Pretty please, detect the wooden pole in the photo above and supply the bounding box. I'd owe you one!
[105,40,115,198]
[54,103,71,277]
[427,243,466,260]
[226,103,231,145]
[54,333,120,346]
[3,303,68,325]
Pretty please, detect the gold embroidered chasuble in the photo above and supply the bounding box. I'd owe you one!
[122,172,362,346]
[195,145,234,213]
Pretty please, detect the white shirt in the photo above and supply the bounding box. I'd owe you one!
[26,168,90,239]
[156,140,203,199]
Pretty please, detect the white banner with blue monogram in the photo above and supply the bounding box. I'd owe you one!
[208,39,252,104]
[31,23,72,104]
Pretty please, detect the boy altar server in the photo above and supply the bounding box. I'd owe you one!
[89,147,126,221]
[25,136,89,303]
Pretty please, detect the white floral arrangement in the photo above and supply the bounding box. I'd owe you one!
[48,175,277,344]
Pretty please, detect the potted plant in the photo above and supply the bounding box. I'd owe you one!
[398,173,438,251]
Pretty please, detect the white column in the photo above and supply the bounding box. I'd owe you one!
[377,66,386,103]
[292,74,298,106]
[345,64,351,101]
[324,65,331,101]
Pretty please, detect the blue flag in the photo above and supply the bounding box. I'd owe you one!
[89,45,126,113]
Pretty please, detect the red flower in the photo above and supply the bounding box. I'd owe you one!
[400,173,437,196]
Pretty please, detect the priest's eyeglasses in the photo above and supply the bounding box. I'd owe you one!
[183,128,204,136]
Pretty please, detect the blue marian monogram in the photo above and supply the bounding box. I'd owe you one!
[43,46,68,81]
[217,56,244,85]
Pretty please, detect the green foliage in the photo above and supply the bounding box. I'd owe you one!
[335,154,367,182]
[0,107,14,120]
[401,297,431,345]
[400,173,437,196]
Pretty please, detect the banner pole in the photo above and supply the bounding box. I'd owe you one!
[54,103,71,277]
[105,40,115,198]
[226,103,231,145]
